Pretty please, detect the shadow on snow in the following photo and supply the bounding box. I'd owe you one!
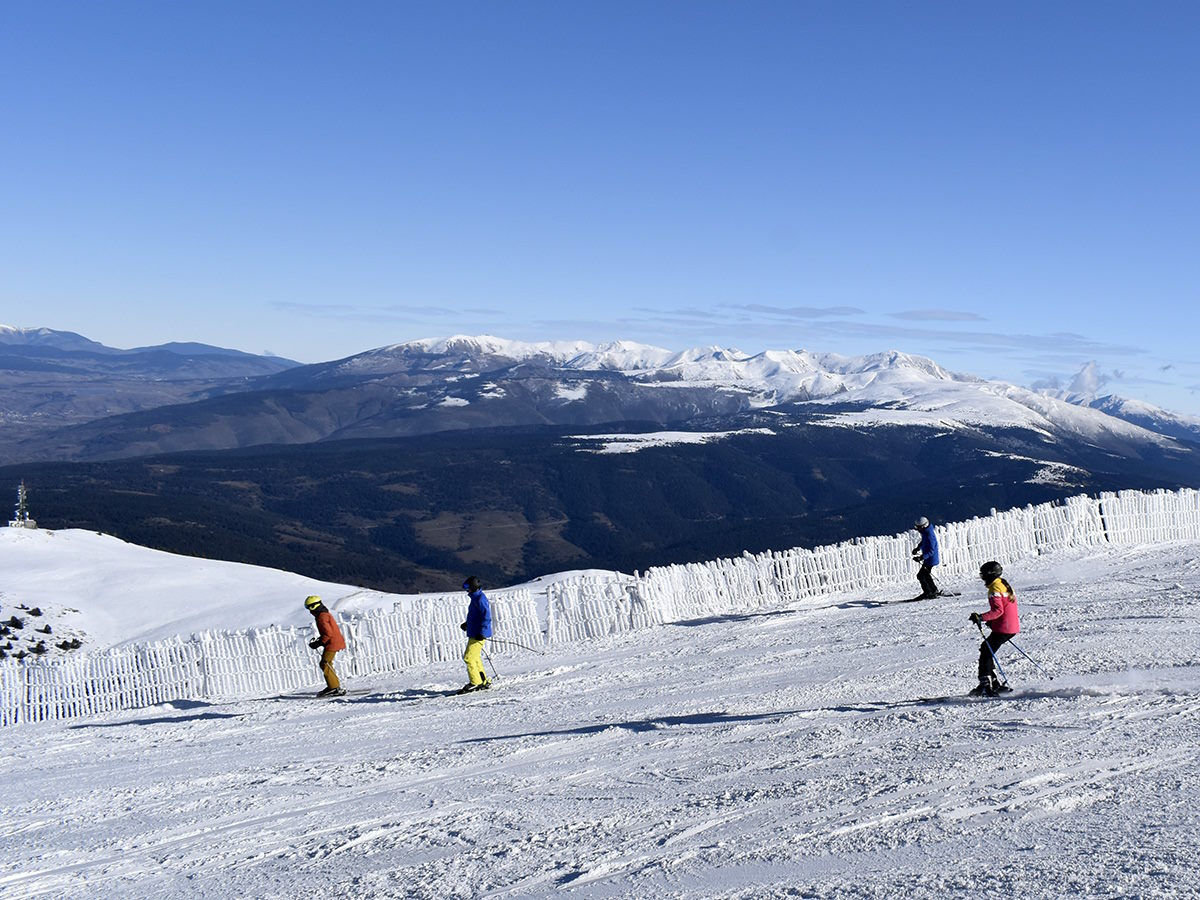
[70,710,243,729]
[457,708,805,743]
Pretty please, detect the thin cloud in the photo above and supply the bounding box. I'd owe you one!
[889,309,987,322]
[1027,363,1177,396]
[630,306,729,322]
[1014,350,1142,370]
[529,307,1151,364]
[809,321,1147,359]
[1028,373,1067,391]
[1101,372,1173,388]
[728,304,865,319]
[272,300,467,320]
[272,301,359,316]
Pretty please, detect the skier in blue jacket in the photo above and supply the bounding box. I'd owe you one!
[458,575,493,694]
[912,516,941,599]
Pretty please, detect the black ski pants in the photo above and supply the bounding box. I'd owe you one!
[916,564,939,598]
[978,631,1015,680]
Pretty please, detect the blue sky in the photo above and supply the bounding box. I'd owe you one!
[3,1,1199,413]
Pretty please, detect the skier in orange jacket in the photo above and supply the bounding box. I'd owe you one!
[305,595,346,697]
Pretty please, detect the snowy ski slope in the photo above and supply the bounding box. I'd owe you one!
[2,542,1197,898]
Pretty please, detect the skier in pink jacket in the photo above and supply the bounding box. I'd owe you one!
[969,560,1019,696]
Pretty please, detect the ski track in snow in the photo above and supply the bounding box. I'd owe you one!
[2,545,1199,898]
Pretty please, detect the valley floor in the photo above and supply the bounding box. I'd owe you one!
[2,544,1199,898]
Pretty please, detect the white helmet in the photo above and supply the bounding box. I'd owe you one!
[914,516,930,529]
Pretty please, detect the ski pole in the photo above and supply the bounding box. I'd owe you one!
[487,636,546,655]
[975,622,1010,686]
[484,646,501,680]
[1008,639,1054,680]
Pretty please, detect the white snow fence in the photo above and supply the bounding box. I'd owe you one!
[3,488,1199,725]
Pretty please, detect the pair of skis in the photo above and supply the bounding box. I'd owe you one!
[276,682,507,702]
[902,589,960,603]
[921,624,1054,702]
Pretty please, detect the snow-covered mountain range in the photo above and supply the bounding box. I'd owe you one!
[3,328,1197,465]
[276,333,1197,450]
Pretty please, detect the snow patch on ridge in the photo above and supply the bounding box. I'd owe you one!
[979,450,1089,486]
[569,428,776,454]
[478,383,506,399]
[555,383,588,402]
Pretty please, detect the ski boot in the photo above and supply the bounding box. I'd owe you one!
[456,680,491,695]
[969,675,999,697]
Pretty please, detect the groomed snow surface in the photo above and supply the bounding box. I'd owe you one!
[3,543,1199,899]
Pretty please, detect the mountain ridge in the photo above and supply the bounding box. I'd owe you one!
[0,326,303,461]
[6,331,1193,465]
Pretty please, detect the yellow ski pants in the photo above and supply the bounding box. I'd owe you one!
[463,637,488,685]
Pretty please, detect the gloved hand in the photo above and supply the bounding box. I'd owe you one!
[969,612,982,626]
[912,551,922,562]
[309,638,322,649]
[460,622,467,631]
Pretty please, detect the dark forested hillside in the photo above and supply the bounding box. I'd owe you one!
[5,415,1198,592]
